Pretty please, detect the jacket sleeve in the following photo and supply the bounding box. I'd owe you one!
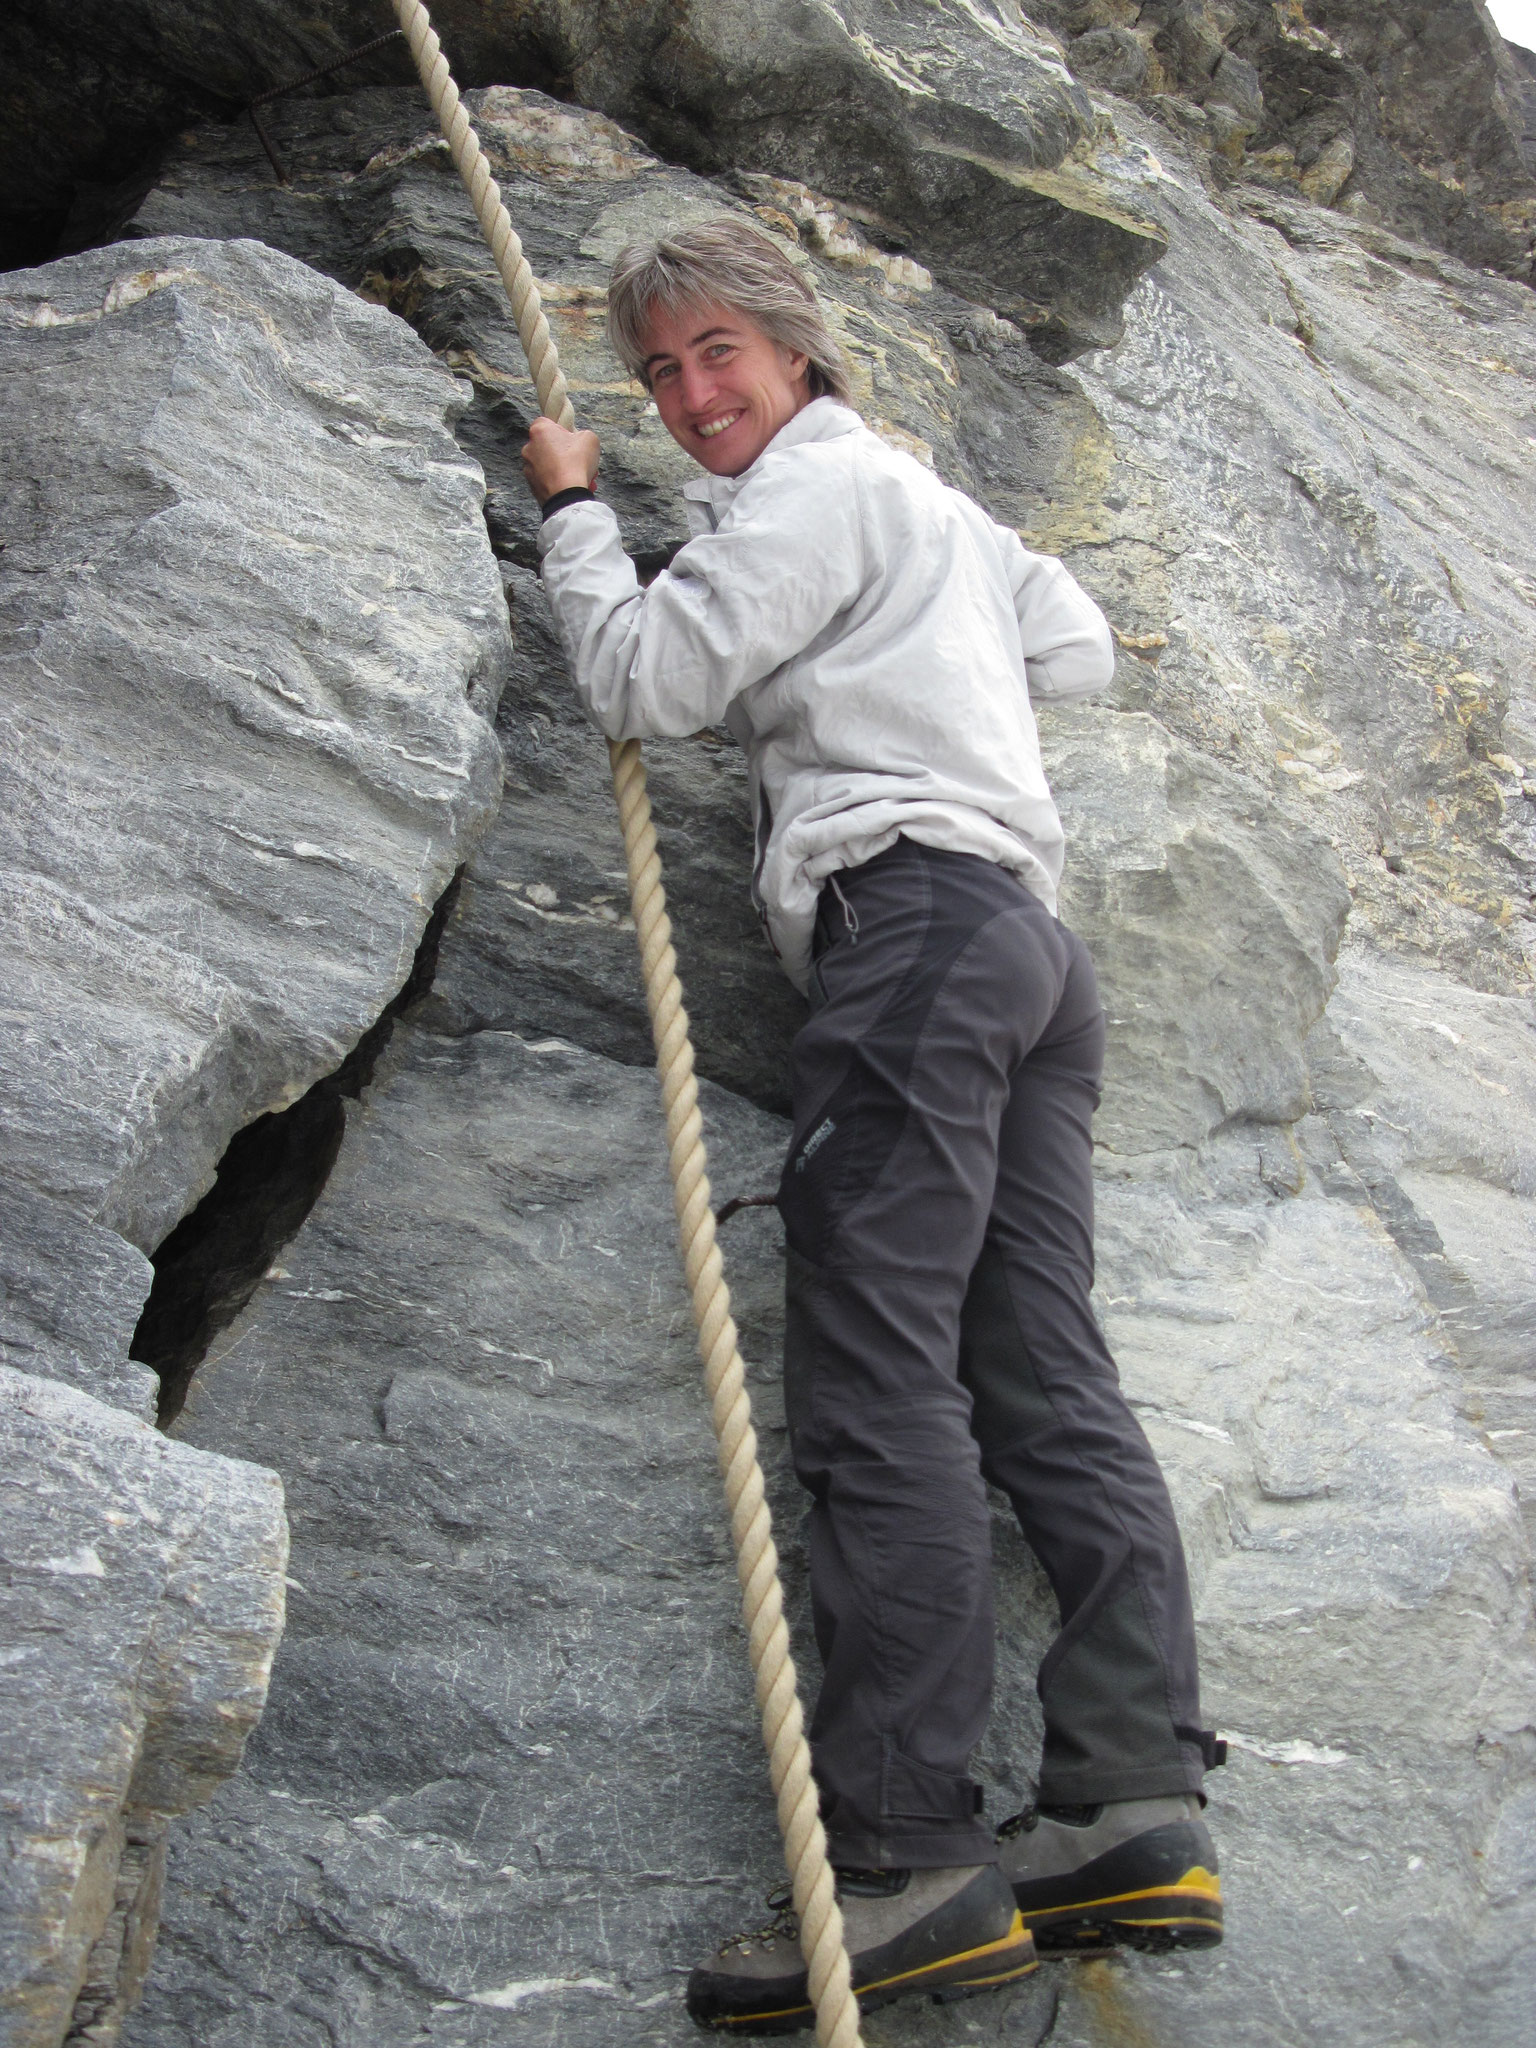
[989,521,1116,704]
[536,459,866,741]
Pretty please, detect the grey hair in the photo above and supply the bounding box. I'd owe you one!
[607,215,853,404]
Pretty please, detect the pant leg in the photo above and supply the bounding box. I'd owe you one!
[778,840,1076,1869]
[957,921,1207,1805]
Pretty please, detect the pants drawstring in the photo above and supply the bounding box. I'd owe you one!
[827,871,860,942]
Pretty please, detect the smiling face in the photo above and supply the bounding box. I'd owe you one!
[642,300,814,476]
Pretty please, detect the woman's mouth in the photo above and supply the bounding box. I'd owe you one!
[696,409,744,440]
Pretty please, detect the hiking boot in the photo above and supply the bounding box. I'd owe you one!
[997,1796,1222,1954]
[686,1863,1037,2033]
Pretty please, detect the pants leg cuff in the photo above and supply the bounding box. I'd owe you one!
[826,1822,999,1871]
[1036,1761,1204,1806]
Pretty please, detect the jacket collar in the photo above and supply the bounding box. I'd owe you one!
[681,398,863,516]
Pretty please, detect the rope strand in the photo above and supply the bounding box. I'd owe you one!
[390,7,860,2040]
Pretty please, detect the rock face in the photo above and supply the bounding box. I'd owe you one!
[0,1368,288,2048]
[1,234,507,1266]
[1513,36,1536,177]
[459,0,1172,359]
[124,1031,907,2048]
[6,2,1533,311]
[2,8,1534,2048]
[4,1,1168,357]
[79,61,1536,2048]
[0,1185,159,1424]
[1045,708,1349,1150]
[0,232,510,2045]
[1033,1,1536,276]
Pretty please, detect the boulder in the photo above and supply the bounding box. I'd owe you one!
[0,1367,287,2048]
[0,227,512,2048]
[0,234,507,1260]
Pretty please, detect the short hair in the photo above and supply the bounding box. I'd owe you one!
[607,215,853,404]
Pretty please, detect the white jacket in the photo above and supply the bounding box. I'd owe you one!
[537,399,1115,992]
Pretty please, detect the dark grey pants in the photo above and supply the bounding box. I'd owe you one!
[777,838,1207,1871]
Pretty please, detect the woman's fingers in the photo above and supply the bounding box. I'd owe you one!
[522,418,602,503]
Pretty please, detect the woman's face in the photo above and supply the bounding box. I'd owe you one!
[641,300,813,476]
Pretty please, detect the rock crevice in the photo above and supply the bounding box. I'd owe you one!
[132,871,466,1426]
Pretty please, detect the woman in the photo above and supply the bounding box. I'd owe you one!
[523,217,1222,2033]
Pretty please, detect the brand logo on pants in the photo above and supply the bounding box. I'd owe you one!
[796,1117,836,1172]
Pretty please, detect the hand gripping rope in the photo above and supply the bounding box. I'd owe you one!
[389,5,862,2040]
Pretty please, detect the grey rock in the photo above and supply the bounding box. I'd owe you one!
[1244,1,1535,270]
[0,234,507,1255]
[4,2,1169,360]
[0,229,514,2048]
[116,1013,1536,2048]
[1509,37,1536,178]
[1068,1144,1536,2048]
[0,1183,156,1422]
[7,4,1532,288]
[6,10,1536,2048]
[498,0,1170,358]
[1305,0,1532,207]
[112,1019,1048,2048]
[1208,49,1264,130]
[1304,944,1536,1537]
[1037,0,1535,274]
[1045,706,1349,1152]
[1069,28,1151,99]
[1067,115,1536,997]
[0,1366,287,2048]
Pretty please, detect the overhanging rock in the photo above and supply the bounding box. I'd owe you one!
[501,0,1171,358]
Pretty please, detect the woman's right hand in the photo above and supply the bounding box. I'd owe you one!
[522,417,601,504]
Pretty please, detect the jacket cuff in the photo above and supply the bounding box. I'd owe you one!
[540,485,598,521]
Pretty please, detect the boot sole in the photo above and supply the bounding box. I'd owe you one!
[694,1913,1039,2033]
[1022,1867,1223,1956]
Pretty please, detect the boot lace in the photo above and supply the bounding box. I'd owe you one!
[714,1866,908,1956]
[717,1886,799,1957]
[996,1806,1039,1840]
[998,1802,1102,1838]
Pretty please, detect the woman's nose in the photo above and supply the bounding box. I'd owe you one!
[679,360,719,412]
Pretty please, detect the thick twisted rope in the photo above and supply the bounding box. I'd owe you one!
[390,6,860,2040]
